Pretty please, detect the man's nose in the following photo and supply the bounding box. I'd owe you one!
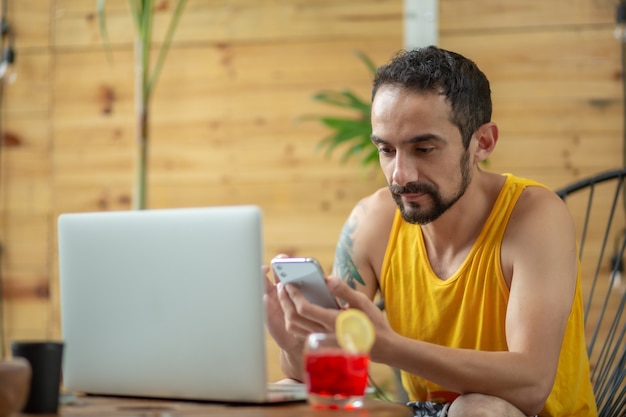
[391,153,417,186]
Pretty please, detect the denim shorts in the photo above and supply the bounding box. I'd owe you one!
[407,401,450,417]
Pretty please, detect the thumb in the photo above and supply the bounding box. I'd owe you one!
[326,276,361,306]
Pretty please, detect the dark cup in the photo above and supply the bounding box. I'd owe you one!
[11,341,64,414]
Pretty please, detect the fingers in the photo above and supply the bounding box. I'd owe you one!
[326,276,368,308]
[266,256,345,346]
[277,282,337,338]
[262,265,274,294]
[267,254,289,284]
[265,254,337,351]
[324,276,392,358]
[264,273,301,352]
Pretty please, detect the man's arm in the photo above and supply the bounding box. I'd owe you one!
[332,187,396,300]
[269,187,395,380]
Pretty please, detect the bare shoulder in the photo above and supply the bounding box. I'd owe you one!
[332,186,396,297]
[502,184,577,286]
[510,185,573,230]
[350,186,397,241]
[360,186,397,219]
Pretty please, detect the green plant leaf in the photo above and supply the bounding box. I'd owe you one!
[96,0,187,209]
[361,148,379,165]
[341,142,370,163]
[96,0,114,64]
[148,0,188,96]
[312,90,370,113]
[316,118,371,158]
[318,117,369,130]
[302,50,378,166]
[99,0,187,102]
[353,50,377,75]
[127,0,142,30]
[139,0,153,103]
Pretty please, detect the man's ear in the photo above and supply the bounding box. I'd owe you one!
[473,122,498,164]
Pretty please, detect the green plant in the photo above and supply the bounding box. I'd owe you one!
[97,0,188,209]
[306,51,378,167]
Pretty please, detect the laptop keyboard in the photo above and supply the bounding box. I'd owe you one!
[268,383,307,393]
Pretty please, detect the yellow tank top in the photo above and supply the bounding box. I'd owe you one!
[380,174,597,416]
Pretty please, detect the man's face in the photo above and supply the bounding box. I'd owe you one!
[370,85,472,225]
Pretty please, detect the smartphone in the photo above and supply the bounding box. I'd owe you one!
[270,257,340,309]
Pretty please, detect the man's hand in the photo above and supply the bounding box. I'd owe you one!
[324,276,392,361]
[279,273,392,361]
[262,263,300,352]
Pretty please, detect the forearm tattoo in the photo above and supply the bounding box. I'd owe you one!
[333,204,366,289]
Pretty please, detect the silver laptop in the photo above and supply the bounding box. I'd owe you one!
[58,205,306,403]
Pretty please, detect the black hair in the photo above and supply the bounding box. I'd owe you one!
[372,46,492,148]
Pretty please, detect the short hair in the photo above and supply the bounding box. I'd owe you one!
[372,46,492,148]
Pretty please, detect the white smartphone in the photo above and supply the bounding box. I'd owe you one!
[270,257,340,309]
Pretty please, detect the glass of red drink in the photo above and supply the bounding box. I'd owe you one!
[304,332,369,410]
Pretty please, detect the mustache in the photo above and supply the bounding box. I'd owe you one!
[389,182,436,195]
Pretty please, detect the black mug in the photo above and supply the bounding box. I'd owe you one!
[11,341,64,414]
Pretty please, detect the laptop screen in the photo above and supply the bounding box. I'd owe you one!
[58,205,277,402]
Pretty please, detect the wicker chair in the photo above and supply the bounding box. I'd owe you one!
[556,168,626,417]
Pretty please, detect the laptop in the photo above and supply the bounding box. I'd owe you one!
[58,205,306,403]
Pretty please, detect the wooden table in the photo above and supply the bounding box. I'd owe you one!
[41,395,413,417]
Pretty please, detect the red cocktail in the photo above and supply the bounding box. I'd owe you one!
[304,333,370,410]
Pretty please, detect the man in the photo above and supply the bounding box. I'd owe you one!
[264,46,596,417]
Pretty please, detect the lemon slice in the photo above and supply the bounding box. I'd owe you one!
[335,309,376,354]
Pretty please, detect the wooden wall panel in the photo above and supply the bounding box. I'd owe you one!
[448,30,619,102]
[54,0,403,47]
[0,118,51,210]
[3,299,50,340]
[440,0,614,30]
[0,40,52,353]
[2,52,50,117]
[0,0,622,390]
[48,1,399,385]
[9,0,50,49]
[441,23,622,188]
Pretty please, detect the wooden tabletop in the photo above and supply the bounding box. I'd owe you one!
[40,395,413,417]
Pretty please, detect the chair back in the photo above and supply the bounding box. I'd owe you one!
[556,168,626,417]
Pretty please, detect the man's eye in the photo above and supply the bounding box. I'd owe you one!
[378,147,395,156]
[417,147,434,154]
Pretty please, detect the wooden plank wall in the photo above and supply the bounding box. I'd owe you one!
[0,0,621,384]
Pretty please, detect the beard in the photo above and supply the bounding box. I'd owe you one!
[389,151,471,225]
